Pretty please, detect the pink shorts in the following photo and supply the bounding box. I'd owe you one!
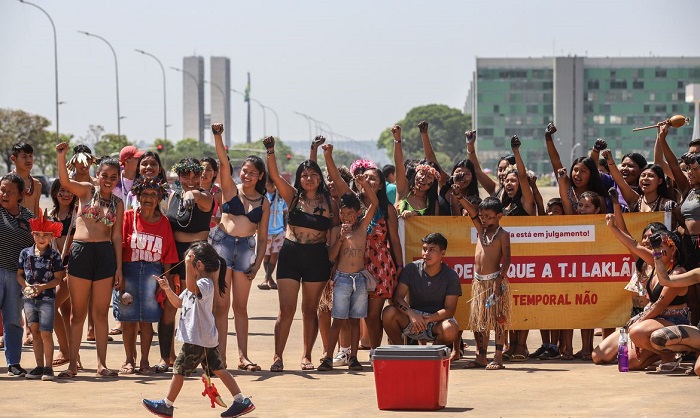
[265,232,285,256]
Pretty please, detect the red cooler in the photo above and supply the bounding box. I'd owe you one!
[373,345,449,410]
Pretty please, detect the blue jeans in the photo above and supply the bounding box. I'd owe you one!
[331,271,368,319]
[23,298,55,332]
[0,268,23,365]
[113,261,163,323]
[209,227,256,273]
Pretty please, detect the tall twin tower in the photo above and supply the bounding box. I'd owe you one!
[182,56,231,147]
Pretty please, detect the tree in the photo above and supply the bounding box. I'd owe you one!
[0,108,51,172]
[377,104,472,168]
[94,133,130,159]
[35,133,74,176]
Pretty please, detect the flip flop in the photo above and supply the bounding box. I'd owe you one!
[95,368,119,378]
[269,282,278,289]
[153,364,169,373]
[463,360,486,369]
[108,328,123,335]
[52,358,70,367]
[257,283,271,290]
[86,336,114,342]
[656,358,682,373]
[270,359,284,372]
[510,354,528,362]
[119,363,135,374]
[57,370,77,379]
[238,363,262,372]
[137,366,156,375]
[301,362,315,371]
[486,361,506,370]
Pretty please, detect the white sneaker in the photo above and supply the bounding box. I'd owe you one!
[332,350,349,367]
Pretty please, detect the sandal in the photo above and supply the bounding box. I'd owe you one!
[52,358,70,367]
[257,283,271,290]
[237,362,262,372]
[137,366,156,375]
[300,361,315,371]
[95,368,119,378]
[269,282,278,289]
[485,361,506,370]
[510,354,528,362]
[560,353,575,361]
[656,358,682,373]
[57,370,77,379]
[463,360,487,369]
[119,363,135,374]
[108,328,123,335]
[270,359,284,372]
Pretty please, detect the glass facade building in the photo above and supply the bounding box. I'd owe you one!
[467,57,700,174]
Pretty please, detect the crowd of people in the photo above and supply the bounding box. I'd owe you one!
[1,118,699,415]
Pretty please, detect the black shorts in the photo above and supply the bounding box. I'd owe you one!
[69,241,116,281]
[276,239,330,282]
[172,343,225,376]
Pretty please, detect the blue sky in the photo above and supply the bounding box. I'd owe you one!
[2,0,698,147]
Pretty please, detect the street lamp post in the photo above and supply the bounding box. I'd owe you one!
[78,30,122,138]
[250,98,267,137]
[570,142,581,167]
[294,111,314,140]
[264,105,280,139]
[135,49,167,141]
[19,0,59,141]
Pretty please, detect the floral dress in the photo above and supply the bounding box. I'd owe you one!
[364,212,397,299]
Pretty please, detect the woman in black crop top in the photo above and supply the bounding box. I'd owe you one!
[160,157,213,370]
[210,124,270,370]
[593,223,688,371]
[264,135,335,372]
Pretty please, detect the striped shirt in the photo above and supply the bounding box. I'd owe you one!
[0,205,34,271]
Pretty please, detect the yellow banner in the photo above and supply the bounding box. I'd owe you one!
[402,213,666,330]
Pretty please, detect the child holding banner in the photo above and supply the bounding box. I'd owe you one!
[455,194,511,370]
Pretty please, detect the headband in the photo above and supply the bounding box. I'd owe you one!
[66,151,96,171]
[172,160,203,175]
[131,177,168,201]
[29,209,63,238]
[350,159,377,175]
[415,164,440,181]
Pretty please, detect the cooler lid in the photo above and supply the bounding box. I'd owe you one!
[373,345,448,360]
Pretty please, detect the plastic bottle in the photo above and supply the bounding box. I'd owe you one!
[618,328,629,372]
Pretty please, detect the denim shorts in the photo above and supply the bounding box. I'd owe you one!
[113,261,163,323]
[23,298,55,332]
[402,309,458,342]
[331,271,368,319]
[658,314,690,326]
[209,227,256,273]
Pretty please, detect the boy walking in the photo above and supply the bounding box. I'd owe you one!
[17,210,65,380]
[318,176,378,371]
[143,242,254,418]
[454,194,512,370]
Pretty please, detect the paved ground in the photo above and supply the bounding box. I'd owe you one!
[2,271,699,417]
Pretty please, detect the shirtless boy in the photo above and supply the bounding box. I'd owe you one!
[317,176,378,371]
[454,194,511,370]
[11,142,41,216]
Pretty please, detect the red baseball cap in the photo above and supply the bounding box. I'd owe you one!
[119,145,144,164]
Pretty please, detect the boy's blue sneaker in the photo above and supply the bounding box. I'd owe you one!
[142,399,174,417]
[221,397,255,417]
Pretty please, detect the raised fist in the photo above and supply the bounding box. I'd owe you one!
[312,135,326,148]
[391,125,402,140]
[418,121,429,133]
[354,174,368,187]
[511,135,521,149]
[607,186,619,201]
[605,213,615,227]
[321,143,333,155]
[55,142,69,155]
[545,123,557,137]
[211,123,224,135]
[681,152,697,164]
[557,168,567,179]
[450,183,462,198]
[649,232,663,249]
[593,138,607,151]
[263,136,275,150]
[601,149,613,162]
[465,130,476,143]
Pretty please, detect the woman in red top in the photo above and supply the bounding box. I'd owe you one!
[117,178,178,374]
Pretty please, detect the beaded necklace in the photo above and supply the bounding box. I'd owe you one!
[175,191,194,229]
[481,226,501,247]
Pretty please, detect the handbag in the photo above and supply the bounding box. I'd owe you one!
[360,269,376,293]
